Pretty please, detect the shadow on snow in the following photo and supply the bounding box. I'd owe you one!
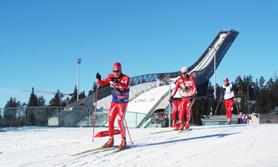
[133,132,240,148]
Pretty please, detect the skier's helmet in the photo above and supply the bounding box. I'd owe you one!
[224,77,229,82]
[181,66,188,74]
[113,62,122,72]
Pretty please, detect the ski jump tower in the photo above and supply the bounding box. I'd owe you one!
[68,29,239,128]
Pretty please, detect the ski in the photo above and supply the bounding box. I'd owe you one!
[102,145,132,157]
[150,129,177,134]
[71,146,117,156]
[178,128,192,133]
[151,123,189,134]
[151,127,193,135]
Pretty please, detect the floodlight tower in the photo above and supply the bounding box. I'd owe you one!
[77,58,81,101]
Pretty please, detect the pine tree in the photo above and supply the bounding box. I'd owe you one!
[28,88,39,106]
[88,82,97,96]
[4,98,22,127]
[266,78,275,111]
[79,91,86,100]
[69,86,78,104]
[88,89,94,96]
[235,76,244,97]
[273,78,278,107]
[37,96,46,106]
[49,90,62,106]
[259,76,265,90]
[207,81,214,98]
[63,97,70,106]
[5,97,21,108]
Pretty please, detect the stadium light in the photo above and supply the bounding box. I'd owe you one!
[77,58,81,102]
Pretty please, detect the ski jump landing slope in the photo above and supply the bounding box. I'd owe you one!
[125,85,170,127]
[1,124,278,167]
[127,85,169,114]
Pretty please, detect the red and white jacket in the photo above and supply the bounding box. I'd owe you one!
[222,83,234,100]
[171,75,197,98]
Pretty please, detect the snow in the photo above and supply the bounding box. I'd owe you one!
[1,124,278,167]
[127,85,169,114]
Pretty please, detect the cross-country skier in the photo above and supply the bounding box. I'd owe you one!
[169,67,197,130]
[96,62,130,150]
[222,77,235,125]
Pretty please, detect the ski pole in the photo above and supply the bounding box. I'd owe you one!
[190,98,196,125]
[168,79,172,128]
[213,93,223,115]
[124,79,133,144]
[92,84,99,142]
[234,98,240,114]
[125,119,134,145]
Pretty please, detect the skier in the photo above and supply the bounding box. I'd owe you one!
[96,62,130,149]
[169,67,197,130]
[222,77,235,125]
[169,80,182,127]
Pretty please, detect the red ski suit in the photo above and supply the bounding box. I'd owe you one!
[98,73,130,139]
[171,75,197,123]
[171,98,181,123]
[224,99,234,119]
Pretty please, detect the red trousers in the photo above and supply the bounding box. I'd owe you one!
[171,99,181,122]
[179,97,195,123]
[224,98,234,119]
[108,101,127,138]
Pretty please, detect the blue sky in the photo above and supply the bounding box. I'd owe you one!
[0,0,277,107]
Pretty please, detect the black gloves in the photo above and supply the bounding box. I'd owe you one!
[169,96,174,103]
[110,77,119,83]
[96,73,101,80]
[189,96,194,102]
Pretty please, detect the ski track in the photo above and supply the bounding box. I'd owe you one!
[0,125,278,167]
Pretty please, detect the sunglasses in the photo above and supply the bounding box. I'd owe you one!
[113,70,120,73]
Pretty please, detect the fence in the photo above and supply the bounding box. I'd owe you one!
[0,106,101,127]
[0,106,148,128]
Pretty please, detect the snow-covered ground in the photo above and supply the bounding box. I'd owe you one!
[1,124,278,167]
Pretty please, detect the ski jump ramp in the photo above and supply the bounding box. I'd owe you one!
[125,85,170,128]
[68,29,239,128]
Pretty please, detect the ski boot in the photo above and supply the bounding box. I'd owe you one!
[185,121,190,129]
[178,123,184,130]
[172,121,178,129]
[118,137,126,150]
[102,136,114,148]
[225,118,231,125]
[172,120,176,126]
